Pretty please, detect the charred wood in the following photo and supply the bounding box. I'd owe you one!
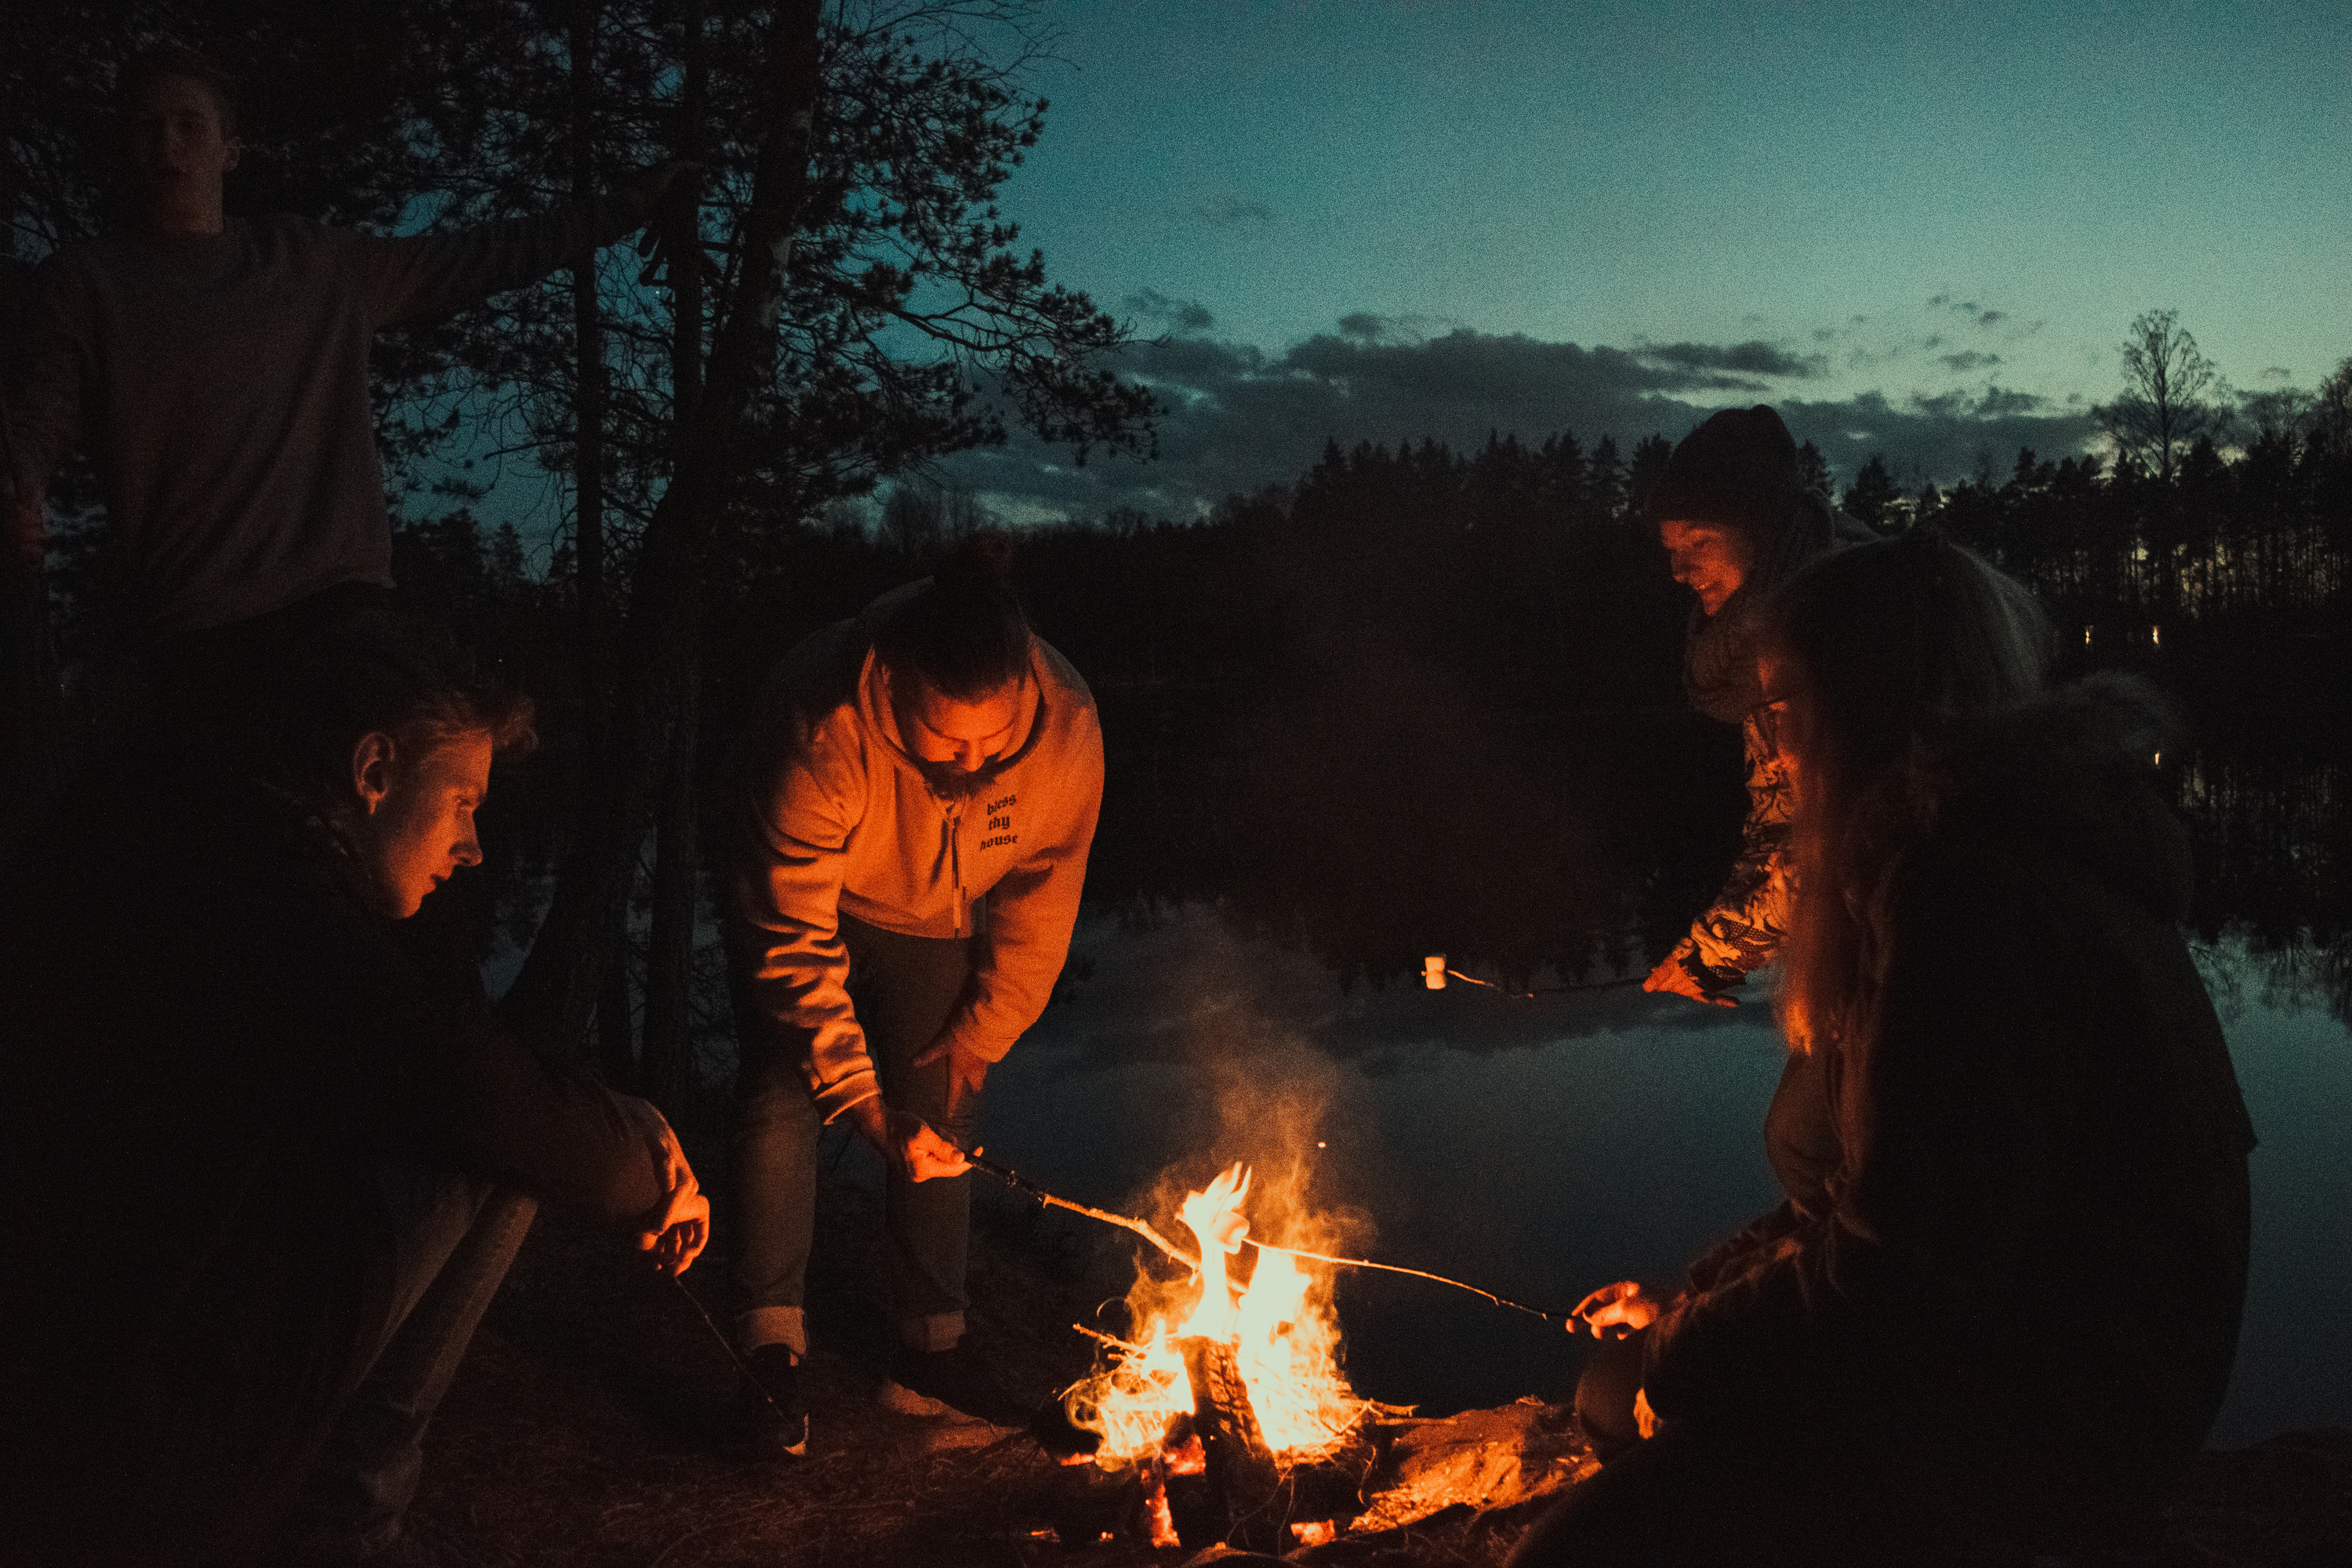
[1178,1335,1287,1552]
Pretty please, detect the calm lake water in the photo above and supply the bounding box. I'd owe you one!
[979,902,2352,1449]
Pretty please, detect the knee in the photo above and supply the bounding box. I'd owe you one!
[1572,1327,1650,1459]
[731,1074,819,1146]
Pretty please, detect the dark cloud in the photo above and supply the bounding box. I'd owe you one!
[1908,384,2047,419]
[1126,288,1216,334]
[1639,340,1828,379]
[939,321,2100,521]
[1334,311,1460,345]
[1971,386,2045,418]
[1194,194,1273,226]
[1929,295,2012,331]
[1937,350,2001,373]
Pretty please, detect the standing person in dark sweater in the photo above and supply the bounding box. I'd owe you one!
[0,633,711,1567]
[1,45,692,641]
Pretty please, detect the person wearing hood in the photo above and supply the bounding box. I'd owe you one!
[721,532,1104,1456]
[1643,405,1876,1009]
[1519,534,2256,1565]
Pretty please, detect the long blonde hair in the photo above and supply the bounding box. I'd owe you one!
[1763,532,2050,1054]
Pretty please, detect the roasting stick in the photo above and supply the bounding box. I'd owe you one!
[1435,965,1644,999]
[660,1270,808,1428]
[960,1147,1202,1271]
[956,1145,1571,1325]
[1244,1239,1569,1324]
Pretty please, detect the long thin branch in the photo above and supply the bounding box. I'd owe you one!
[964,1151,1571,1323]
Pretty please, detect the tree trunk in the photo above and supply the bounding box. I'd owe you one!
[564,0,637,1076]
[502,0,823,1051]
[638,0,709,1112]
[569,0,610,746]
[597,907,636,1088]
[1,143,60,858]
[0,562,55,862]
[641,630,701,1106]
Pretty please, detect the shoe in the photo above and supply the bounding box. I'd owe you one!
[731,1343,808,1460]
[883,1338,1035,1428]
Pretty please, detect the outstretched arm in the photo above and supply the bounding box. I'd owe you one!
[361,161,698,327]
[1647,707,1795,1004]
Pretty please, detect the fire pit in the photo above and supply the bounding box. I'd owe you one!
[1039,1163,1597,1554]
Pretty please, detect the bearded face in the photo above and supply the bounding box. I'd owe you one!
[912,750,1015,800]
[891,671,1027,799]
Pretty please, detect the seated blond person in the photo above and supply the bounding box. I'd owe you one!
[0,635,710,1566]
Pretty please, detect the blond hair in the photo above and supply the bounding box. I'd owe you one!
[1762,531,2049,1054]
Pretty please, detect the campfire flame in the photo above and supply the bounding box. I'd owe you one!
[1065,1161,1367,1462]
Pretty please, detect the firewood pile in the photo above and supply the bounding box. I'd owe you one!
[1031,1363,1599,1556]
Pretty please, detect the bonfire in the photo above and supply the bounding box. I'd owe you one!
[959,1148,1599,1552]
[1065,1162,1374,1463]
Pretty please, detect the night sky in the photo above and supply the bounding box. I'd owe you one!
[923,0,2351,522]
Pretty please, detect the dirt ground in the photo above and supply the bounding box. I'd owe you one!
[401,1142,1534,1568]
[405,1152,2352,1568]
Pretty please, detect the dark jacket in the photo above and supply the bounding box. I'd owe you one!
[1642,676,2256,1536]
[0,763,663,1564]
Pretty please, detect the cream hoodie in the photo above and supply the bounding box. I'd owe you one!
[725,586,1104,1119]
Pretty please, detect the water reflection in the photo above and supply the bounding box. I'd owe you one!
[985,907,2350,1445]
[967,680,2352,1439]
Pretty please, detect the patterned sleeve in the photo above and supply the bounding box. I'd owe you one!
[1671,708,1795,989]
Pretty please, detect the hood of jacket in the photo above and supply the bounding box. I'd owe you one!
[845,580,1054,791]
[1897,670,2192,926]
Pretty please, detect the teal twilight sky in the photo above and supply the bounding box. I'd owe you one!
[931,0,2352,518]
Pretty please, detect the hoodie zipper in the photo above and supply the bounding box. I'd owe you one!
[938,797,967,935]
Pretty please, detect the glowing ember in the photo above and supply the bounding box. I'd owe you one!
[1063,1161,1368,1462]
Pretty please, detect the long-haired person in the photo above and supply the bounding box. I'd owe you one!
[1521,532,2255,1565]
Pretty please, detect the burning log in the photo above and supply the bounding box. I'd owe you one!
[1044,1160,1597,1552]
[1178,1334,1287,1552]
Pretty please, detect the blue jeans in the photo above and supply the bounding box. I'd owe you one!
[294,1164,535,1544]
[728,912,981,1357]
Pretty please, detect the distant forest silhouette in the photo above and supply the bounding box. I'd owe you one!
[10,3,2347,1102]
[41,408,2352,1054]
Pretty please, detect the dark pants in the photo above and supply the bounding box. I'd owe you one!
[1507,1418,1936,1568]
[292,1163,535,1548]
[729,912,980,1356]
[1514,1330,1933,1567]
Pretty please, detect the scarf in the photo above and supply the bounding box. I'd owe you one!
[1682,489,1864,724]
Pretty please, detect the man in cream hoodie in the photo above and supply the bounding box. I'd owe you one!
[722,535,1102,1456]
